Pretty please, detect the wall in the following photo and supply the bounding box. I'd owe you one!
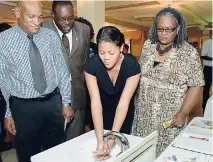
[124,27,210,58]
[123,30,148,60]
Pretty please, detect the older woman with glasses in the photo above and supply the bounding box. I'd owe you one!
[132,7,204,156]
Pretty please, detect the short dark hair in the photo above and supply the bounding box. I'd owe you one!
[0,23,11,33]
[149,7,187,48]
[75,17,94,40]
[123,44,129,51]
[52,1,73,14]
[96,26,125,47]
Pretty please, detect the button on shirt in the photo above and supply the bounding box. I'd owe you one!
[202,38,212,67]
[0,25,71,117]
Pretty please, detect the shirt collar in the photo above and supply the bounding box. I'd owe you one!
[14,25,28,37]
[53,20,72,37]
[15,25,40,38]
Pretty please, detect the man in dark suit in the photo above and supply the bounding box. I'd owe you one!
[42,1,90,140]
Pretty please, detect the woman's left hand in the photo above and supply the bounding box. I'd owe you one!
[170,111,188,128]
[105,138,116,155]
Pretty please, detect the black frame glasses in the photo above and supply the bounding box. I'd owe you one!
[53,14,75,24]
[157,26,177,33]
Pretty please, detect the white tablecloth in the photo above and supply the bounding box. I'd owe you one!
[155,117,213,162]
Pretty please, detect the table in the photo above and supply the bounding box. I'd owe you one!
[155,117,213,162]
[31,130,158,162]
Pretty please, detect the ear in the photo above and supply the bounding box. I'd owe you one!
[120,44,124,53]
[14,7,21,19]
[51,12,54,19]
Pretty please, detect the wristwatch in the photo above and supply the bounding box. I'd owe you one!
[63,103,71,107]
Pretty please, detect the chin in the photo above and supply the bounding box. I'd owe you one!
[62,29,71,34]
[159,40,170,45]
[30,28,40,34]
[104,64,112,69]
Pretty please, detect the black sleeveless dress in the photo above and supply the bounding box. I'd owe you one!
[84,54,140,134]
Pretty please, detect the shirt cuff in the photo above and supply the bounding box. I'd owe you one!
[5,108,12,118]
[62,96,71,106]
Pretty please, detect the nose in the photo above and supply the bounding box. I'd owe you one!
[64,19,70,25]
[103,53,110,60]
[34,17,42,26]
[161,30,168,35]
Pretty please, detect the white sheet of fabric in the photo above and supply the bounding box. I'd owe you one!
[204,95,213,119]
[31,130,156,162]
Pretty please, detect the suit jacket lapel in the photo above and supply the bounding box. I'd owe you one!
[70,24,79,58]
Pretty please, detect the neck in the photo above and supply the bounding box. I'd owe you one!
[159,42,173,49]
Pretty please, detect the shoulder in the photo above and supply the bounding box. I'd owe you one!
[75,21,89,30]
[0,26,19,46]
[203,39,212,46]
[142,39,154,49]
[39,27,58,38]
[85,55,102,75]
[86,55,101,65]
[181,42,198,55]
[141,39,156,56]
[42,19,53,28]
[178,42,200,61]
[123,54,141,77]
[75,21,90,34]
[123,54,140,68]
[0,26,16,39]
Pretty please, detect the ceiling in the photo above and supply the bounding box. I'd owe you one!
[0,0,212,32]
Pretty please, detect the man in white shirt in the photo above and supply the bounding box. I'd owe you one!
[201,30,212,111]
[42,1,90,140]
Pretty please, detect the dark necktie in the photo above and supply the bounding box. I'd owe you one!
[62,33,71,55]
[27,34,47,94]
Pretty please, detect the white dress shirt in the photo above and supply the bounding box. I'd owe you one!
[54,21,73,81]
[54,21,73,53]
[201,38,212,67]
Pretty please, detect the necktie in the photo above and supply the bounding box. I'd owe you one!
[27,34,47,94]
[62,33,71,55]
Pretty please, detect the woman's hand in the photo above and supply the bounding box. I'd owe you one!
[93,141,110,161]
[170,111,188,128]
[105,138,116,155]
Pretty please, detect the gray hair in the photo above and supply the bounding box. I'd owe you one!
[148,8,188,48]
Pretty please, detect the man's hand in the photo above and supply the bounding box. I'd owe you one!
[62,106,74,123]
[4,116,16,135]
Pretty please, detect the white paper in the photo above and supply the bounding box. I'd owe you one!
[64,118,67,131]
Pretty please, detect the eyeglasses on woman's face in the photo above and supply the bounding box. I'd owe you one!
[157,26,177,33]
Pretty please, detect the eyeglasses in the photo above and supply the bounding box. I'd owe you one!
[54,14,75,23]
[157,26,177,33]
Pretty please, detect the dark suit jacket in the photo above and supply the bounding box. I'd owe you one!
[42,19,90,110]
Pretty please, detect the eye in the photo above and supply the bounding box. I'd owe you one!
[157,27,164,32]
[165,28,173,32]
[28,15,35,18]
[99,51,105,55]
[109,52,115,55]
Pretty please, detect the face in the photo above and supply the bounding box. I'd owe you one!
[15,2,43,34]
[157,15,179,45]
[98,42,123,69]
[53,5,75,34]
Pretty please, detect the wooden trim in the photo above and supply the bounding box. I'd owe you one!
[105,1,160,11]
[106,16,149,31]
